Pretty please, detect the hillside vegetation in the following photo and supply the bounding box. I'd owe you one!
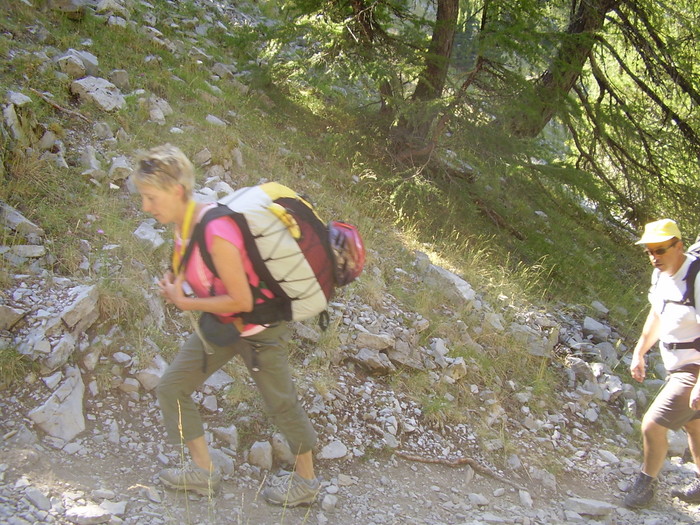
[1,0,656,332]
[2,0,683,436]
[6,2,700,523]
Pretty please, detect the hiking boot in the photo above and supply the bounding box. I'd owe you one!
[262,472,320,507]
[623,472,657,509]
[158,462,221,496]
[672,477,700,504]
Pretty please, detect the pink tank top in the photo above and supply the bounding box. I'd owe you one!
[176,204,269,334]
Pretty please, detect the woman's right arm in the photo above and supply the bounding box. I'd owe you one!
[161,235,253,315]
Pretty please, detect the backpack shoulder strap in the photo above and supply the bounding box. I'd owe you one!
[657,255,700,311]
[178,204,273,306]
[178,205,235,276]
[682,256,700,308]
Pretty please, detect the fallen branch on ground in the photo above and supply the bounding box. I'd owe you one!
[30,88,91,123]
[395,450,526,491]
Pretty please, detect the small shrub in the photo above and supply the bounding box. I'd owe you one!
[0,346,36,390]
[98,277,151,327]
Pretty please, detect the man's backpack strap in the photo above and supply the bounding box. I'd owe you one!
[661,256,700,311]
[686,242,700,308]
[682,257,700,308]
[665,337,700,350]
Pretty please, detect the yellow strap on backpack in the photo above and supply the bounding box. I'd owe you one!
[172,199,197,274]
[260,181,323,224]
[268,202,301,239]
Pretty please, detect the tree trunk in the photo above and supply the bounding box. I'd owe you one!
[391,0,459,154]
[509,0,619,138]
[412,0,460,102]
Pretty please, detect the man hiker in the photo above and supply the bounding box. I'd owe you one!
[624,219,700,508]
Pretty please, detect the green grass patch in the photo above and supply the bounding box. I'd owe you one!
[0,345,36,390]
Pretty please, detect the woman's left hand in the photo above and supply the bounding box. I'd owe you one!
[159,272,186,309]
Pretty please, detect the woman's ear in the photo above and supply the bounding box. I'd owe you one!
[174,183,187,201]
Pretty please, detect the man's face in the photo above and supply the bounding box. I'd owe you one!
[644,238,685,275]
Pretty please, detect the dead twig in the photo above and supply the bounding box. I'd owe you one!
[29,88,91,123]
[395,450,526,491]
[473,197,525,240]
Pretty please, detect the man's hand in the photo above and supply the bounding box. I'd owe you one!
[690,382,700,411]
[158,271,186,309]
[630,353,646,383]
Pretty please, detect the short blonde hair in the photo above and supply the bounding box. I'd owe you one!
[134,144,195,194]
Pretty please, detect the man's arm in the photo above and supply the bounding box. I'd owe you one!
[630,308,661,383]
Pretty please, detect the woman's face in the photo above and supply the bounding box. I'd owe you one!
[138,183,183,225]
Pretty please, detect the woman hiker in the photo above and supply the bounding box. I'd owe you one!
[133,143,320,507]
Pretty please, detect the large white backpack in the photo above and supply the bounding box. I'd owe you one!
[181,182,365,326]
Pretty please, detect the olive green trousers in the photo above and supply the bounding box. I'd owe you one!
[156,322,317,455]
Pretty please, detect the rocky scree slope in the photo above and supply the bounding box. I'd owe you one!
[2,1,700,524]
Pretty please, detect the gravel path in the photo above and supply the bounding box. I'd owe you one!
[3,379,700,525]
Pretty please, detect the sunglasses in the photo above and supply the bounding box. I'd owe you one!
[139,158,182,182]
[139,158,162,174]
[644,239,678,257]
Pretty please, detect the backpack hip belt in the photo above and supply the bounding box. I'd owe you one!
[665,337,700,351]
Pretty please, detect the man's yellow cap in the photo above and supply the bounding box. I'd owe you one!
[635,219,682,245]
